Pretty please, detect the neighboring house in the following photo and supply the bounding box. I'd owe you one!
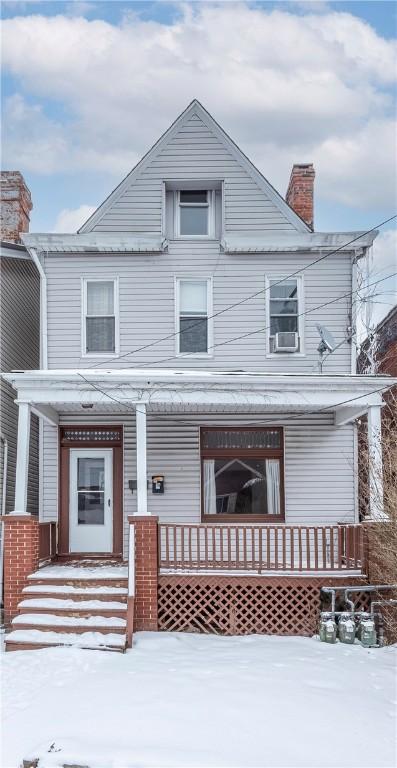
[0,172,40,603]
[2,101,395,652]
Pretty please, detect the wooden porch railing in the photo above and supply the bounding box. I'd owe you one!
[158,523,365,573]
[39,522,57,562]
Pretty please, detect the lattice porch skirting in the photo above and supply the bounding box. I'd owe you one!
[158,575,369,636]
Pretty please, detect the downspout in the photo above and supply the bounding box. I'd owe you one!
[350,250,359,375]
[24,245,47,524]
[27,246,47,369]
[0,433,7,606]
[1,433,8,516]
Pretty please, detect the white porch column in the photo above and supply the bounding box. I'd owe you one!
[136,404,148,516]
[367,405,384,519]
[12,402,31,515]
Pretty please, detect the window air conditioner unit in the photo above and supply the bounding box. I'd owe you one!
[274,332,299,352]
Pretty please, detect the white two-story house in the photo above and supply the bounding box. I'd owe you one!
[3,100,393,652]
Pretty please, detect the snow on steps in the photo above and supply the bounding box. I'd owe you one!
[27,563,128,588]
[5,629,126,652]
[28,564,128,580]
[6,562,129,652]
[18,597,127,615]
[23,583,128,599]
[12,613,126,634]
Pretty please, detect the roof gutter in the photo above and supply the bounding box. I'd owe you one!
[27,246,48,369]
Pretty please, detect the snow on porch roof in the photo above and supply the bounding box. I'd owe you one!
[4,368,395,389]
[21,233,166,253]
[222,231,378,253]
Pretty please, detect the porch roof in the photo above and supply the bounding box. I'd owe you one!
[3,368,395,426]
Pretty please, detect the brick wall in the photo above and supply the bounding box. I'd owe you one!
[2,515,39,625]
[0,171,32,243]
[285,164,315,229]
[129,516,158,631]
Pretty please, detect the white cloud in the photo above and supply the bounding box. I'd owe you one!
[53,204,96,232]
[1,4,396,207]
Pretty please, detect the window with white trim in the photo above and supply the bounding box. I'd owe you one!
[176,190,214,237]
[177,278,211,355]
[268,278,302,353]
[83,280,117,355]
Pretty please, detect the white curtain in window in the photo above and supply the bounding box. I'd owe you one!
[266,459,280,515]
[180,281,207,314]
[87,281,114,316]
[203,459,217,515]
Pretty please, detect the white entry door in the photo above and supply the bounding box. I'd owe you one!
[69,448,113,553]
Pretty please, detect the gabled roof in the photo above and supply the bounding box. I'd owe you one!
[79,99,310,234]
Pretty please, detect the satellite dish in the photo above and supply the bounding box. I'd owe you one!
[316,324,336,354]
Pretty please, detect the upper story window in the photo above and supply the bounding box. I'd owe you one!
[83,279,118,356]
[176,190,215,238]
[268,277,303,354]
[176,278,212,356]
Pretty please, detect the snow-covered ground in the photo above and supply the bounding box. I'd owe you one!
[1,632,396,768]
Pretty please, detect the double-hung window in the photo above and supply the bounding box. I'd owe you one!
[176,278,211,355]
[176,190,214,237]
[83,279,118,356]
[268,277,302,353]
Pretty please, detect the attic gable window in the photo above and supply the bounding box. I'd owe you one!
[176,190,214,237]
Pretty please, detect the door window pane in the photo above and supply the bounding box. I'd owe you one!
[78,457,105,491]
[77,457,105,525]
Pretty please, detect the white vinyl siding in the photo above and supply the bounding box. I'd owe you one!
[90,114,295,234]
[42,413,356,558]
[45,247,351,373]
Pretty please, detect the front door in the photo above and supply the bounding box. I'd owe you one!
[69,448,113,553]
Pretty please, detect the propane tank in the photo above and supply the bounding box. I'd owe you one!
[359,616,377,648]
[319,612,337,643]
[338,613,356,644]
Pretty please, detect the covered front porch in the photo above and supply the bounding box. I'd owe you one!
[4,368,389,570]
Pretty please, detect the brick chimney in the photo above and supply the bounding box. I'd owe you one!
[0,171,32,243]
[286,164,315,230]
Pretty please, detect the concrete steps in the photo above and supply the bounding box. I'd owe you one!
[5,561,129,652]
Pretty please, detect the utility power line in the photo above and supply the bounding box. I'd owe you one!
[88,214,396,369]
[77,371,391,430]
[128,271,397,369]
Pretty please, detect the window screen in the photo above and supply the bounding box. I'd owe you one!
[269,280,299,336]
[178,280,209,354]
[85,281,115,354]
